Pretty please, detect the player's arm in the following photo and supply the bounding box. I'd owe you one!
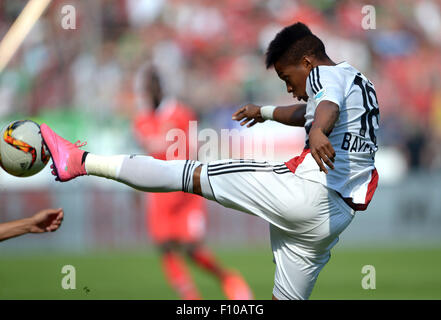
[232,103,306,127]
[309,100,339,174]
[0,208,64,242]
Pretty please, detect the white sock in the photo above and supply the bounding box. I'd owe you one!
[85,154,126,179]
[85,154,201,193]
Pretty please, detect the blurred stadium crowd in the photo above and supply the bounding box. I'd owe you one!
[0,0,440,172]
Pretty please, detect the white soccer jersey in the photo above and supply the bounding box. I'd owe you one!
[285,62,379,210]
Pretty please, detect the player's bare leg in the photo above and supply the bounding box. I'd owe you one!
[192,165,203,196]
[41,123,200,193]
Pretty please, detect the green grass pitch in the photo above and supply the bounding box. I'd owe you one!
[0,247,440,299]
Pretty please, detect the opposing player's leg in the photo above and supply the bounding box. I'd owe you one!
[185,243,224,278]
[157,241,201,300]
[41,123,200,192]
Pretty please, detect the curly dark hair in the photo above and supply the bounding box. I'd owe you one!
[265,22,329,69]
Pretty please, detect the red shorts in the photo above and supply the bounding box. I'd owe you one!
[146,192,206,244]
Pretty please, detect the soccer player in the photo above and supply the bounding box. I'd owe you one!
[41,22,379,300]
[132,64,253,300]
[0,208,64,242]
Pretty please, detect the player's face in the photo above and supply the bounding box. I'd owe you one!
[274,59,311,102]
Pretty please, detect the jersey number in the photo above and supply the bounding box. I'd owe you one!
[354,74,379,146]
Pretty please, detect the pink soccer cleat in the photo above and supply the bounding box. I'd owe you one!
[40,123,88,182]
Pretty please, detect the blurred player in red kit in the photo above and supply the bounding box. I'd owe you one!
[132,63,253,300]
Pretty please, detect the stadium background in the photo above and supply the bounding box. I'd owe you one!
[0,0,440,299]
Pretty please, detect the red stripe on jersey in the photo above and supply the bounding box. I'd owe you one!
[342,168,379,211]
[284,148,311,173]
[285,149,379,212]
[364,168,379,207]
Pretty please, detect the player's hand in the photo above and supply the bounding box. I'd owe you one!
[309,127,335,174]
[29,208,64,233]
[232,104,265,128]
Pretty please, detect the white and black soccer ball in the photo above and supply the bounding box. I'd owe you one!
[0,120,50,177]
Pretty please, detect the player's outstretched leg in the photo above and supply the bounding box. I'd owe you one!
[41,123,199,193]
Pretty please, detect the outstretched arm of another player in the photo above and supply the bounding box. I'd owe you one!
[0,208,64,242]
[232,103,307,127]
[309,100,339,174]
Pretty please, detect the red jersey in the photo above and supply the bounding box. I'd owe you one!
[133,98,205,244]
[133,98,196,160]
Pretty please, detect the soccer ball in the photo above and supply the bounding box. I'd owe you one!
[0,120,50,177]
